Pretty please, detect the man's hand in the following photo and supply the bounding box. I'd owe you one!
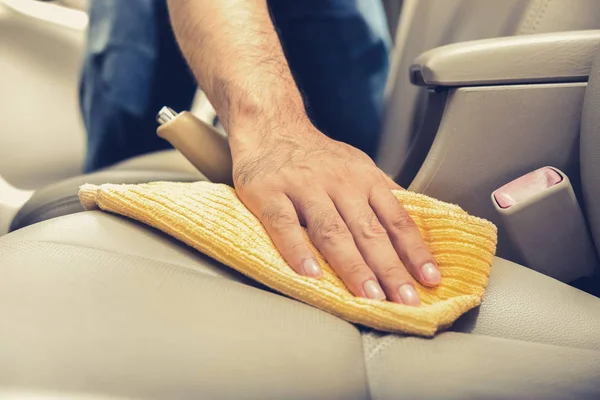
[230,120,441,305]
[167,0,440,304]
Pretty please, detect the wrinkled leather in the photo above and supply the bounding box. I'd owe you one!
[1,212,599,399]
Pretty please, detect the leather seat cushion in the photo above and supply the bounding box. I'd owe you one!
[9,150,204,232]
[78,181,498,336]
[9,169,203,232]
[1,212,599,399]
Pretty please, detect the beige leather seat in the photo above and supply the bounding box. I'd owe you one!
[2,210,600,399]
[3,46,600,398]
[4,115,600,399]
[5,7,600,398]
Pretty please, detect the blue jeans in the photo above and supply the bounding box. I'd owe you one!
[80,0,391,172]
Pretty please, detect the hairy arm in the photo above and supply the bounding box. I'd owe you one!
[167,0,306,135]
[167,1,440,305]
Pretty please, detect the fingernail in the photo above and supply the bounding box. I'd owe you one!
[302,258,322,278]
[398,284,420,306]
[421,262,441,285]
[364,280,386,300]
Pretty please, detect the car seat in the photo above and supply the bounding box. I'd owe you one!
[2,210,600,399]
[4,49,600,396]
[3,3,600,398]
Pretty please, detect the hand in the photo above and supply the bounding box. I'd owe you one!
[230,120,441,305]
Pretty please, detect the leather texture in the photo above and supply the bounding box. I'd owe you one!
[378,0,600,182]
[1,212,600,399]
[9,168,203,232]
[412,30,600,86]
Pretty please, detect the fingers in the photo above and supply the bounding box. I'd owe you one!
[369,184,441,288]
[379,170,404,191]
[331,191,421,305]
[251,193,322,278]
[290,191,386,301]
[242,175,437,307]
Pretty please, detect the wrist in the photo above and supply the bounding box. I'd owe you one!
[228,112,326,155]
[209,72,305,131]
[227,94,312,141]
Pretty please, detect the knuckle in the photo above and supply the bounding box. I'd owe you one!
[403,243,433,265]
[300,199,323,214]
[410,243,431,255]
[261,204,296,232]
[349,207,386,241]
[378,264,409,281]
[356,218,387,241]
[390,211,417,232]
[316,219,348,243]
[345,259,369,276]
[289,240,308,253]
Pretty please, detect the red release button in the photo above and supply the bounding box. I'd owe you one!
[493,167,563,209]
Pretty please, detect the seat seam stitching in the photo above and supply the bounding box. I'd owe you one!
[517,0,549,35]
[359,332,375,400]
[530,0,550,34]
[365,336,397,363]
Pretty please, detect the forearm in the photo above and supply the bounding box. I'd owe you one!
[167,0,308,138]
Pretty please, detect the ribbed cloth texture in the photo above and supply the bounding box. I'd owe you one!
[79,181,497,336]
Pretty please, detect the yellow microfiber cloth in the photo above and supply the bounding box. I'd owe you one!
[79,181,497,336]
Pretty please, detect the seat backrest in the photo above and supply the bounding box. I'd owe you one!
[377,0,600,183]
[0,2,87,189]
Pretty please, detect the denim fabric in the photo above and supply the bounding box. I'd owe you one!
[81,0,391,172]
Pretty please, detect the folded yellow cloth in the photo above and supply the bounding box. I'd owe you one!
[79,181,497,336]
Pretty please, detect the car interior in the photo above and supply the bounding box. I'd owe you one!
[2,0,600,399]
